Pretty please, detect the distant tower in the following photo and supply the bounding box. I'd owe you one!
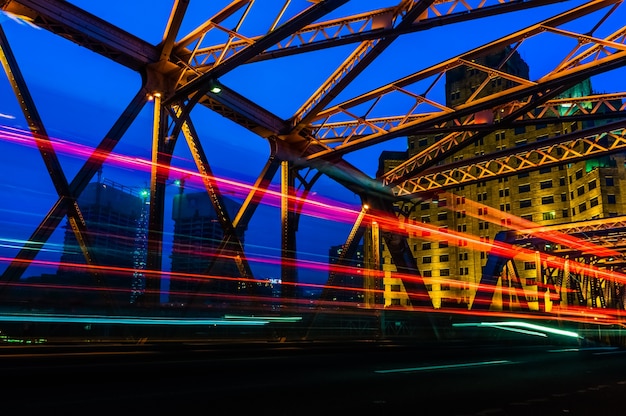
[376,150,408,178]
[169,191,246,306]
[328,244,365,305]
[445,46,530,107]
[57,179,145,307]
[130,189,150,304]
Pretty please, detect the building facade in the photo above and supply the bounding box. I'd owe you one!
[379,48,626,311]
[169,191,246,306]
[56,179,147,307]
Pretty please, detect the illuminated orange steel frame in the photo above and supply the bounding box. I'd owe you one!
[0,0,626,344]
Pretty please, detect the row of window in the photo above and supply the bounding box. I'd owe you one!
[419,176,613,210]
[417,194,615,228]
[422,255,449,263]
[421,269,449,277]
[517,194,615,209]
[416,241,449,250]
[420,199,448,210]
[383,251,488,265]
[420,249,489,263]
[517,176,607,196]
[387,268,468,278]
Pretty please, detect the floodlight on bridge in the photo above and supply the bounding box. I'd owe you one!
[209,79,222,94]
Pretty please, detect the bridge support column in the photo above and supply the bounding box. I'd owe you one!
[364,219,380,309]
[145,93,168,307]
[281,161,297,302]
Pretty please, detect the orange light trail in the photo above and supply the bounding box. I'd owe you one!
[364,207,626,287]
[440,191,621,258]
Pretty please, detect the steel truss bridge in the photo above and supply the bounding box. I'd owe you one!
[1,0,626,343]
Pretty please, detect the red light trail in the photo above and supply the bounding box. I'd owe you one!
[2,124,626,327]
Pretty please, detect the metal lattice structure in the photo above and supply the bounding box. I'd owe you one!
[1,0,626,316]
[477,216,626,311]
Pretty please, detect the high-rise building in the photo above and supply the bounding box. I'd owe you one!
[379,47,626,311]
[169,191,246,306]
[57,179,147,307]
[328,244,365,305]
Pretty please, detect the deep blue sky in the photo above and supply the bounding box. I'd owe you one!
[1,1,625,288]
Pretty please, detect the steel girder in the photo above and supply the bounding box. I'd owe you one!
[306,0,625,160]
[392,118,626,196]
[382,93,626,186]
[1,0,625,309]
[0,24,114,304]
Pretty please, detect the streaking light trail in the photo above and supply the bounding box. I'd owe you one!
[453,321,582,339]
[440,191,621,258]
[3,122,619,288]
[374,360,513,374]
[2,124,626,330]
[0,312,272,326]
[0,124,362,222]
